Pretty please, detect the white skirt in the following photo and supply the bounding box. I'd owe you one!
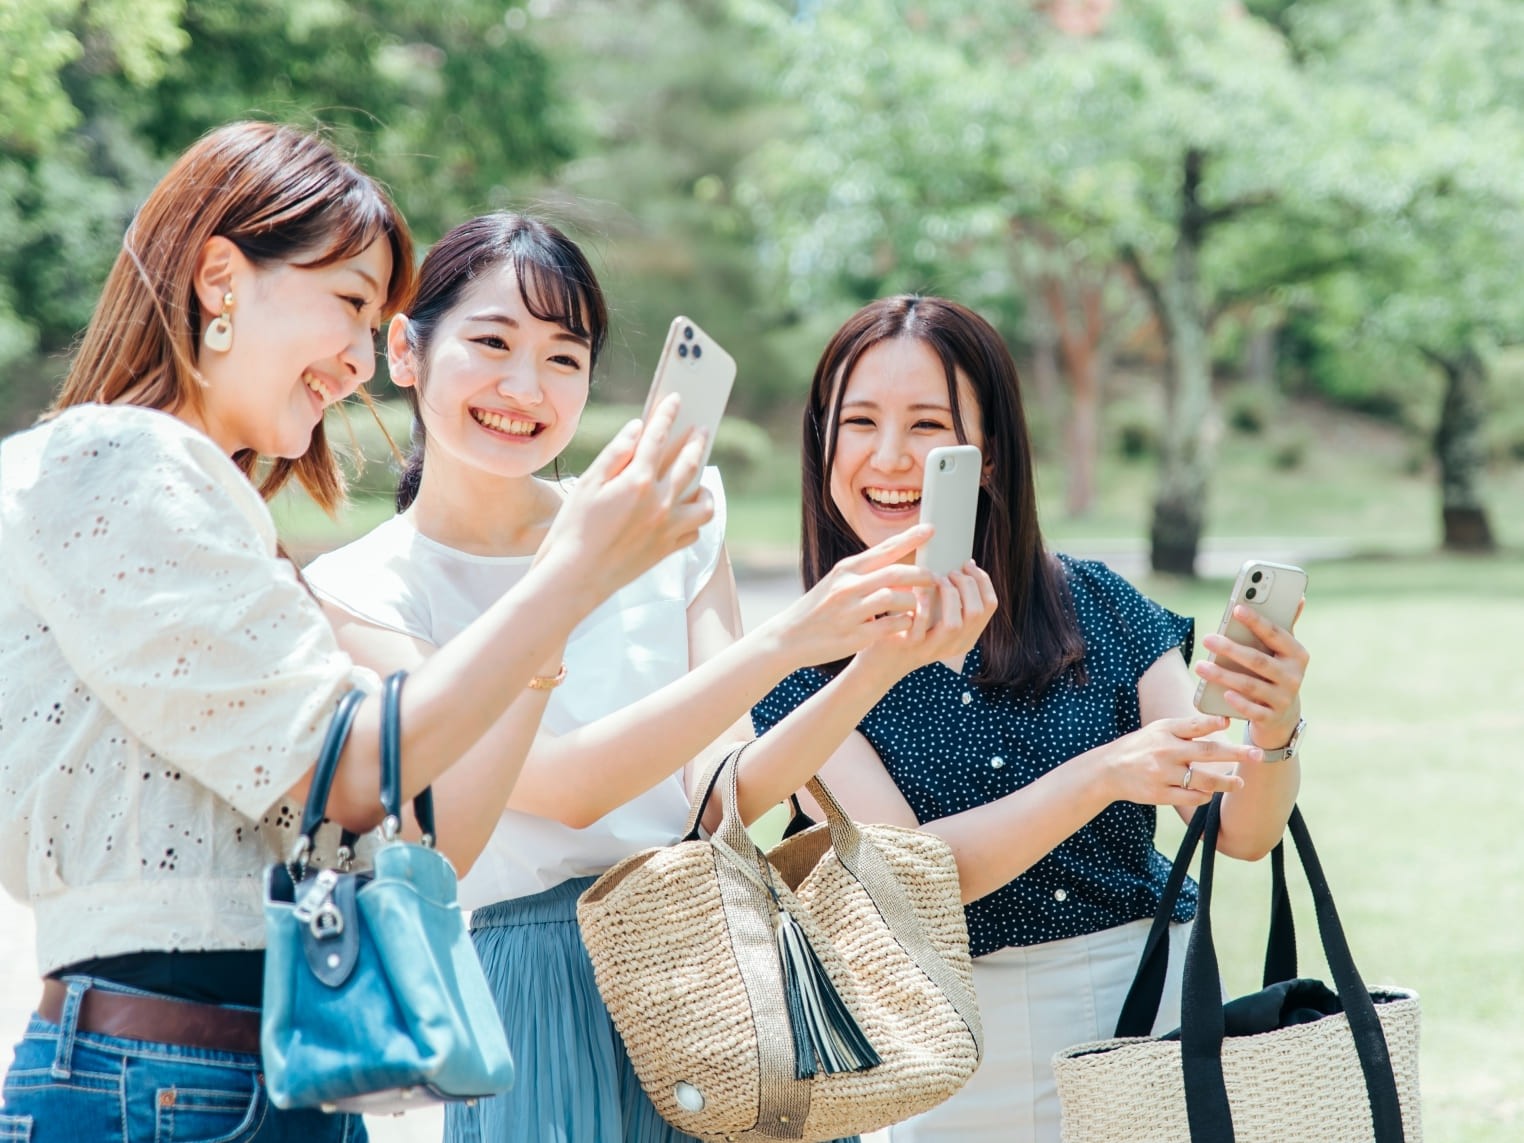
[886,919,1191,1143]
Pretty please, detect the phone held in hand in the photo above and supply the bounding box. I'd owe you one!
[1193,559,1308,718]
[915,445,982,576]
[641,316,737,495]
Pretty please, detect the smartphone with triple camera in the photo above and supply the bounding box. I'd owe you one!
[641,316,737,495]
[915,445,982,576]
[1193,559,1308,718]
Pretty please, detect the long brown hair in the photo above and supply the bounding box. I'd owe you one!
[53,121,415,511]
[392,212,608,511]
[802,295,1084,694]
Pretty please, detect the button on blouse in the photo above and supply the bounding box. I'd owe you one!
[753,555,1198,958]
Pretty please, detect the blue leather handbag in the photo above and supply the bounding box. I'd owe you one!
[262,670,515,1114]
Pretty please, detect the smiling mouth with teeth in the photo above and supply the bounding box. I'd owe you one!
[864,487,922,509]
[302,371,333,404]
[471,408,542,437]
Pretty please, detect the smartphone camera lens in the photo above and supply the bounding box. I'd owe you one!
[677,343,689,358]
[1245,587,1258,601]
[938,457,948,471]
[692,344,702,359]
[683,325,694,340]
[1250,571,1264,584]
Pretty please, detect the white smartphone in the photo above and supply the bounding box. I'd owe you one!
[915,445,982,576]
[641,316,737,494]
[1193,559,1308,718]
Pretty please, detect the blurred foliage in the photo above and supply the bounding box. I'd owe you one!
[2,0,1520,554]
[526,0,813,425]
[0,0,567,433]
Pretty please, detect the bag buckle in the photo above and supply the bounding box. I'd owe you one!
[292,868,345,939]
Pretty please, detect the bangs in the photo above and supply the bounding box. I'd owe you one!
[513,245,607,366]
[289,180,415,315]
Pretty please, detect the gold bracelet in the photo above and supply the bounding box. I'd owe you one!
[527,663,567,691]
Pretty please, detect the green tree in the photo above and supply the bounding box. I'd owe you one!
[526,0,809,427]
[1283,0,1524,551]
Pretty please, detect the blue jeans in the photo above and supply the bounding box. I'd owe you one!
[0,977,367,1143]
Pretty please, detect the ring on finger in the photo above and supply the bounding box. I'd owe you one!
[1180,764,1195,790]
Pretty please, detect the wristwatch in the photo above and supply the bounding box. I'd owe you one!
[1257,717,1306,763]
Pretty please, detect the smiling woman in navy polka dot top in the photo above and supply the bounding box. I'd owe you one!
[748,297,1311,1143]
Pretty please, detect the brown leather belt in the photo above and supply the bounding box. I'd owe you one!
[39,977,262,1056]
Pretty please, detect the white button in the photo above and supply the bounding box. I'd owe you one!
[990,756,1005,770]
[961,691,973,705]
[674,1082,705,1112]
[1054,888,1068,902]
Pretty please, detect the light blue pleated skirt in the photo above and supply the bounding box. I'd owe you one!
[443,876,697,1143]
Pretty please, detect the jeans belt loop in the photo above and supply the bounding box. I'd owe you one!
[50,977,88,1080]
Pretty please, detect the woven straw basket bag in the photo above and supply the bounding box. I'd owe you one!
[1053,796,1421,1143]
[577,747,983,1142]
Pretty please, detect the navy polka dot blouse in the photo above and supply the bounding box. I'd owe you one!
[752,554,1199,958]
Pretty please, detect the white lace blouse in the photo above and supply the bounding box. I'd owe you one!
[0,404,376,975]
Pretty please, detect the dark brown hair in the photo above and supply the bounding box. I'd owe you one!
[802,295,1084,693]
[393,212,608,511]
[53,121,415,511]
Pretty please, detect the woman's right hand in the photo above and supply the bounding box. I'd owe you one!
[1088,714,1255,808]
[540,395,712,597]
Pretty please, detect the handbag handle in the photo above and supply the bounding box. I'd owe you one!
[289,672,436,870]
[687,747,864,867]
[1116,808,1300,1033]
[1119,796,1405,1142]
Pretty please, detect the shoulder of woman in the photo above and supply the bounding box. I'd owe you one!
[3,403,269,539]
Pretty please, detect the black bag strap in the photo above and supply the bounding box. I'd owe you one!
[379,670,435,842]
[291,672,436,869]
[1263,839,1297,989]
[1147,796,1405,1142]
[1113,798,1210,1038]
[294,688,367,859]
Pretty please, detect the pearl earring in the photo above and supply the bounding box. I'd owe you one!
[203,291,235,353]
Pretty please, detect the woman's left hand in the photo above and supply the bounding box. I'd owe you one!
[851,559,998,684]
[1194,599,1309,751]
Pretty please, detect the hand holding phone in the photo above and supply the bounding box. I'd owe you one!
[641,316,736,495]
[1193,560,1308,718]
[915,445,982,577]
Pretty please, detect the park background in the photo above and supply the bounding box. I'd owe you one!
[3,0,1522,1139]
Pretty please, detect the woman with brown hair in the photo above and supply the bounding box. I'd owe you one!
[0,123,708,1141]
[748,295,1310,1142]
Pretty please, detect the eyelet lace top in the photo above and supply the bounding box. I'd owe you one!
[0,404,376,974]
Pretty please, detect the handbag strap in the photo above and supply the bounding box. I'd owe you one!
[1113,799,1210,1038]
[1263,839,1297,989]
[1179,797,1406,1142]
[378,670,436,842]
[1114,803,1301,1031]
[292,688,367,868]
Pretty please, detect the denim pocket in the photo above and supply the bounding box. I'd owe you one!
[0,1114,32,1141]
[153,1083,263,1143]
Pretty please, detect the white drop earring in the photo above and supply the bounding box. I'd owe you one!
[203,291,235,353]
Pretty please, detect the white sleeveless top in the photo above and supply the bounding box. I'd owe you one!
[303,469,726,908]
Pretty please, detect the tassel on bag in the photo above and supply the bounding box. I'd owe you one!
[775,906,881,1079]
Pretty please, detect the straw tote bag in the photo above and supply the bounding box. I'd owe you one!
[1052,794,1421,1142]
[577,747,983,1143]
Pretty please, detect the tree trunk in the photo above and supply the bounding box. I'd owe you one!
[1148,151,1214,577]
[1045,277,1103,518]
[1433,347,1496,552]
[1246,321,1278,389]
